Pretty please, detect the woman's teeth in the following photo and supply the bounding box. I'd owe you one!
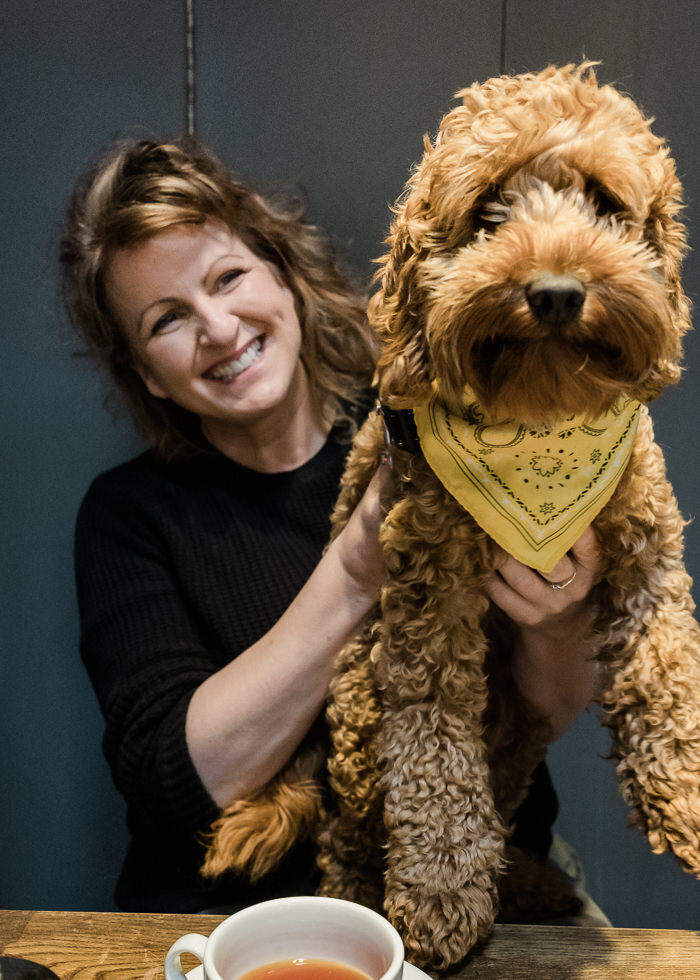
[206,338,263,380]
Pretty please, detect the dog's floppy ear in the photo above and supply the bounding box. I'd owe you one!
[646,178,693,339]
[637,169,693,399]
[370,208,435,407]
[370,108,495,408]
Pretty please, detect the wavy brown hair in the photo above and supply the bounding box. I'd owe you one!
[59,137,377,457]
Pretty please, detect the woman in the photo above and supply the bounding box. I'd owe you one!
[60,137,599,914]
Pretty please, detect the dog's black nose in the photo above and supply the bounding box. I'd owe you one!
[526,274,585,326]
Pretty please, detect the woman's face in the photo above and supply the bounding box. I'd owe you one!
[104,219,308,441]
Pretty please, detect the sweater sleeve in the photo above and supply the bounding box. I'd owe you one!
[74,466,220,839]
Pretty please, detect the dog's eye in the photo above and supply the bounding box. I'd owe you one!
[585,180,622,218]
[594,191,620,217]
[472,214,498,234]
[473,205,506,234]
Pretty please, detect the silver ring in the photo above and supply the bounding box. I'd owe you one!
[550,568,577,590]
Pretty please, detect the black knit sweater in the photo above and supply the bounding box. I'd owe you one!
[76,426,557,913]
[75,430,351,912]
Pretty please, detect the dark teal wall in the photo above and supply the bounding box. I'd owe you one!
[2,0,698,923]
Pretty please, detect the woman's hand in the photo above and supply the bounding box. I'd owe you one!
[485,526,599,629]
[332,462,390,602]
[485,526,601,739]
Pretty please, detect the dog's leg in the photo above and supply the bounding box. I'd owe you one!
[317,626,386,911]
[377,472,507,969]
[595,412,700,875]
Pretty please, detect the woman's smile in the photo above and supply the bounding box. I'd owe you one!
[203,335,267,383]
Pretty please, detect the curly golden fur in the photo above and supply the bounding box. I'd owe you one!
[203,63,700,968]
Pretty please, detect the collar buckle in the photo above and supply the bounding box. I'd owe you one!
[377,401,421,455]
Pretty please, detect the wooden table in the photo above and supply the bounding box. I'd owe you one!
[1,909,700,980]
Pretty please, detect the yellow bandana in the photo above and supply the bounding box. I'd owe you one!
[413,389,641,573]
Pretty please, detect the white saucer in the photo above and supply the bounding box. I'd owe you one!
[186,964,431,980]
[403,963,432,980]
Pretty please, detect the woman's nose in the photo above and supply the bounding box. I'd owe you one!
[197,301,240,345]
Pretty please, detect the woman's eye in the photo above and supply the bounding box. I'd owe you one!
[218,268,245,289]
[150,310,182,336]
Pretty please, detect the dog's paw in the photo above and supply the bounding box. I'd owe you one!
[201,778,323,881]
[387,887,496,970]
[628,780,700,876]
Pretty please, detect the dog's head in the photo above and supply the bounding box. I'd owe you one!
[371,63,691,426]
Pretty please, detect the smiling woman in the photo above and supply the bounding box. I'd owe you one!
[58,137,385,912]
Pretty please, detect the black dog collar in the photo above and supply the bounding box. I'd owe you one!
[378,402,421,453]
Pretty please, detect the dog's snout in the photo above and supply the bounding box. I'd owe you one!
[526,274,585,326]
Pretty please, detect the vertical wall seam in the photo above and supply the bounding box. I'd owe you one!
[186,0,196,134]
[500,0,508,75]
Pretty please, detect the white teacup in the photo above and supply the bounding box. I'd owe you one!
[164,895,405,980]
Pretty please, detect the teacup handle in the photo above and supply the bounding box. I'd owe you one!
[165,933,209,980]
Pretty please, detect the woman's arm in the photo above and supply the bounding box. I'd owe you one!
[195,493,601,806]
[185,465,388,806]
[485,527,601,740]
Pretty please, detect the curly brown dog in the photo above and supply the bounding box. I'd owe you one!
[203,63,700,969]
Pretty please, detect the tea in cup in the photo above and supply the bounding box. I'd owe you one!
[164,895,405,980]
